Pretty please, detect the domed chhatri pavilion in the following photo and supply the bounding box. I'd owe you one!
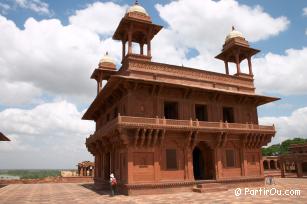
[83,1,279,195]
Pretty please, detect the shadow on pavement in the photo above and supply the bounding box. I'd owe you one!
[80,183,111,196]
[0,184,7,188]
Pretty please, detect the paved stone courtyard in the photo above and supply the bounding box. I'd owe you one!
[0,178,306,204]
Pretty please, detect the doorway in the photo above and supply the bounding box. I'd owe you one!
[193,142,215,180]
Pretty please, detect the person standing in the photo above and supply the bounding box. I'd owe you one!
[110,173,117,196]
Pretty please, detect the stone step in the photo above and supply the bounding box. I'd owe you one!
[193,183,228,193]
[196,183,222,188]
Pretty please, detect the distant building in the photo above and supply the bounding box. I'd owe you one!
[60,170,78,177]
[263,156,280,170]
[77,161,95,177]
[82,1,278,195]
[0,132,9,141]
[280,144,307,177]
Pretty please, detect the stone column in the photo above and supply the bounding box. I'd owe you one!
[247,56,253,75]
[224,60,229,75]
[122,40,126,60]
[128,31,132,54]
[240,148,246,176]
[259,152,264,176]
[154,147,161,182]
[140,43,144,55]
[268,160,271,170]
[215,148,223,180]
[80,167,83,176]
[147,29,152,58]
[127,148,133,184]
[297,161,303,178]
[147,40,151,57]
[281,161,285,178]
[235,52,241,74]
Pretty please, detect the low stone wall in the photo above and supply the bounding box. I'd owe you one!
[0,176,93,185]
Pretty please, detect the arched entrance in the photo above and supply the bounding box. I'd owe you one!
[270,160,276,169]
[192,142,215,180]
[302,162,307,174]
[263,160,269,170]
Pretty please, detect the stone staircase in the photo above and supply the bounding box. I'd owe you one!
[192,183,228,193]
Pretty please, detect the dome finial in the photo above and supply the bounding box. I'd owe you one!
[135,0,139,5]
[106,51,109,56]
[232,26,235,31]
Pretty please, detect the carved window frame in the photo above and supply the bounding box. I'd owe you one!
[165,149,178,170]
[224,149,236,168]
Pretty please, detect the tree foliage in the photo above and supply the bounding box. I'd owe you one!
[0,170,61,179]
[262,137,307,156]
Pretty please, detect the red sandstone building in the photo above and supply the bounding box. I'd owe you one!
[280,144,307,178]
[82,2,278,195]
[77,161,95,177]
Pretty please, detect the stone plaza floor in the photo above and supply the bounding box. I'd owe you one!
[0,178,306,204]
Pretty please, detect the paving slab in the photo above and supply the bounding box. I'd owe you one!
[0,178,306,204]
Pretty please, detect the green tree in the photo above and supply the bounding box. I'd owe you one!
[261,137,307,156]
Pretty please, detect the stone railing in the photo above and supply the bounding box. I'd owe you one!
[87,115,275,142]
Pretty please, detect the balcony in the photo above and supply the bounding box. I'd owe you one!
[86,115,275,145]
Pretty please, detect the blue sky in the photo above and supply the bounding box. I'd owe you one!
[0,0,306,168]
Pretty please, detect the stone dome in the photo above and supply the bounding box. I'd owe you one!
[127,1,148,16]
[225,26,244,42]
[99,52,115,65]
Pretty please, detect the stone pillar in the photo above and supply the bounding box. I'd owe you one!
[268,160,271,169]
[80,167,83,176]
[140,43,144,55]
[127,148,133,183]
[154,147,161,182]
[224,61,229,75]
[247,56,253,75]
[215,148,223,180]
[147,40,151,57]
[259,151,264,176]
[274,160,278,169]
[235,52,241,74]
[297,161,303,178]
[147,29,152,58]
[240,148,246,176]
[122,40,126,60]
[128,31,132,54]
[281,161,285,178]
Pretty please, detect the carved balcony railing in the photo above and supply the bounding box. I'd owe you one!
[87,114,275,144]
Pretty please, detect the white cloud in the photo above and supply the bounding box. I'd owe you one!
[0,81,42,105]
[260,107,307,145]
[0,101,95,169]
[254,47,307,95]
[69,2,127,35]
[155,0,289,54]
[0,2,126,106]
[152,0,291,80]
[303,7,307,16]
[15,0,51,15]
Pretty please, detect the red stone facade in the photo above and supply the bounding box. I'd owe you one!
[82,2,278,195]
